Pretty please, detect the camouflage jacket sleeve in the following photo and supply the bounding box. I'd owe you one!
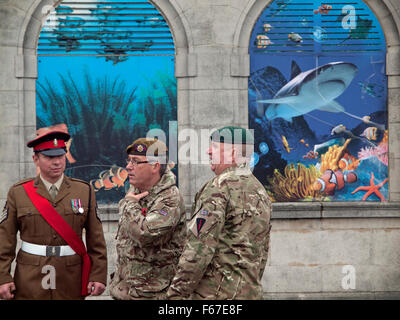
[166,180,228,299]
[117,189,183,247]
[0,188,18,285]
[259,223,271,279]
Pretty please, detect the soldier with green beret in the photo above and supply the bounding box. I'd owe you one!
[110,137,186,300]
[166,126,272,299]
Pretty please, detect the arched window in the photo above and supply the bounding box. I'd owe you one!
[249,0,387,202]
[36,0,176,204]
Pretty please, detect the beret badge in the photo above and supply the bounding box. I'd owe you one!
[135,144,147,153]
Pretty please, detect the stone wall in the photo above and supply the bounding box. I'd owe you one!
[1,0,400,299]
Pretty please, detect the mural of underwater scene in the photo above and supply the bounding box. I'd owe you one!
[248,0,388,202]
[36,0,177,204]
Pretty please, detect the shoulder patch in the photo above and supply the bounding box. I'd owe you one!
[13,177,35,187]
[0,201,9,224]
[196,218,206,233]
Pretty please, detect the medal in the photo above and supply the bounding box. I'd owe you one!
[71,199,84,214]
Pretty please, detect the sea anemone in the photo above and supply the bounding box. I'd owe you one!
[267,163,322,202]
[358,143,388,166]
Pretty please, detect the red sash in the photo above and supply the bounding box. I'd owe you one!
[23,180,91,297]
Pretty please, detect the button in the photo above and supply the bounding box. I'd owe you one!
[53,234,57,239]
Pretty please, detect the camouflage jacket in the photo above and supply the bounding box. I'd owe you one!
[109,168,186,300]
[166,163,272,300]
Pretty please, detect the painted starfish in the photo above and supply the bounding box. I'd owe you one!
[351,172,388,201]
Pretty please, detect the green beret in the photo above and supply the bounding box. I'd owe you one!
[210,126,254,145]
[126,137,168,156]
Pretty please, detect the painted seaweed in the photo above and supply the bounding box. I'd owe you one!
[36,70,177,203]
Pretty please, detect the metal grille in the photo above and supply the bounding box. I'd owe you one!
[38,0,175,56]
[251,0,385,55]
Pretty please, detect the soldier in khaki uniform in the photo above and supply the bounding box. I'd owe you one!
[166,126,272,300]
[109,138,186,300]
[0,131,107,300]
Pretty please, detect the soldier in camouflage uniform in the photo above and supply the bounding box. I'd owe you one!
[109,138,186,300]
[166,126,272,300]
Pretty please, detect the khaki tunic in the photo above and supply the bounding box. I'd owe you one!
[0,176,108,300]
[167,163,272,300]
[109,168,186,300]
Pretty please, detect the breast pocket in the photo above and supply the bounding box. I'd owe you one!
[17,207,40,238]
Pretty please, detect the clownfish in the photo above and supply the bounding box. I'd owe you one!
[313,169,357,196]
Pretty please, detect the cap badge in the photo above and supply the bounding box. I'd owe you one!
[53,139,58,147]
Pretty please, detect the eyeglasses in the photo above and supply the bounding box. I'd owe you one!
[125,158,149,166]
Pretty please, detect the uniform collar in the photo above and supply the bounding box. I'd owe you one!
[218,162,250,176]
[129,167,176,197]
[40,174,64,191]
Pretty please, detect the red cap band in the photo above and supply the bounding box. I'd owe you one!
[33,139,66,151]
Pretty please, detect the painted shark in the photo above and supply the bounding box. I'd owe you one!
[257,61,358,122]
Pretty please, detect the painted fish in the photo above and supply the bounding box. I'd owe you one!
[99,170,115,190]
[90,179,104,192]
[263,23,272,32]
[89,165,130,192]
[109,166,128,187]
[360,115,385,131]
[359,81,384,98]
[257,62,358,122]
[271,0,291,17]
[288,32,303,43]
[313,169,357,196]
[331,124,347,135]
[302,150,319,159]
[361,115,371,123]
[282,135,292,153]
[361,127,378,140]
[256,34,272,48]
[338,152,359,171]
[314,4,332,15]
